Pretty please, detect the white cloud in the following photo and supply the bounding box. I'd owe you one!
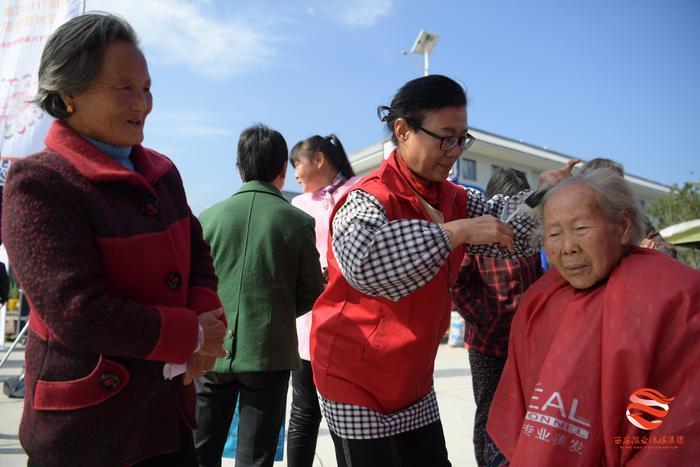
[87,0,278,80]
[147,110,234,138]
[337,0,394,26]
[173,125,233,137]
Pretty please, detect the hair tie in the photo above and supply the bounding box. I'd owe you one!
[377,105,391,122]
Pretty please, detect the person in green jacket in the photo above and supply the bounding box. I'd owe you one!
[195,124,324,467]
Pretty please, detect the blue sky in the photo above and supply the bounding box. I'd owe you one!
[88,0,700,214]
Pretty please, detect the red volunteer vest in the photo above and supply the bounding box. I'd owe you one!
[310,151,467,413]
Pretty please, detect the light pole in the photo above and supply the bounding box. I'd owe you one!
[401,30,439,76]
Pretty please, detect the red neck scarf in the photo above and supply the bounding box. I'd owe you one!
[394,151,441,209]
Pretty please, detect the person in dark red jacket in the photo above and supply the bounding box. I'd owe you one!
[310,75,576,467]
[1,13,226,466]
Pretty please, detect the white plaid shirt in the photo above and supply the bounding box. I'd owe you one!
[322,187,539,439]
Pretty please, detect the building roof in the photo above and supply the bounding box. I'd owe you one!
[281,190,300,202]
[468,126,671,194]
[349,127,671,197]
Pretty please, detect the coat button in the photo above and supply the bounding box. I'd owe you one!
[166,272,183,289]
[224,349,231,359]
[225,329,233,339]
[142,198,160,216]
[100,373,120,391]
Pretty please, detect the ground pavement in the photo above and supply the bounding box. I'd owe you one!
[0,342,478,467]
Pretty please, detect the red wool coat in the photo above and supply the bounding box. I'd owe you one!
[311,152,467,413]
[1,121,222,466]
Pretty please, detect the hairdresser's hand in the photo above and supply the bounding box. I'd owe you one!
[183,353,216,385]
[539,159,580,187]
[444,215,514,251]
[639,238,657,250]
[197,307,226,358]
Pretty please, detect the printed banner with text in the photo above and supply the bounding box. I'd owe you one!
[1,0,82,185]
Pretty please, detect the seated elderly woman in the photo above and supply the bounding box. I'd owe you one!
[486,169,700,466]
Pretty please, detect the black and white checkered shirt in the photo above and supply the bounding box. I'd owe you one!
[320,388,441,440]
[332,188,537,302]
[322,187,539,439]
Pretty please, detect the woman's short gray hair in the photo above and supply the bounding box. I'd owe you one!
[537,168,645,245]
[33,12,139,119]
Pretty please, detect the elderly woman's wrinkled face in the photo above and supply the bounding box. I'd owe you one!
[543,183,631,289]
[397,106,467,182]
[64,41,152,146]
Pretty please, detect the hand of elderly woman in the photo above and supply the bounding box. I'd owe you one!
[182,353,216,385]
[538,158,580,187]
[444,215,514,251]
[197,307,227,358]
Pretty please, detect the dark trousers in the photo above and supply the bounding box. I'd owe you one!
[484,431,509,467]
[287,359,322,467]
[468,349,507,467]
[329,420,451,467]
[193,370,290,467]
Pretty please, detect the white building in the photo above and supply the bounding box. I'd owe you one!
[349,127,671,210]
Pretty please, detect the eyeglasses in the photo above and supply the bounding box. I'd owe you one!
[406,119,475,152]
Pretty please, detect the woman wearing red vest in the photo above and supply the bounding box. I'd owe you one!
[310,75,575,466]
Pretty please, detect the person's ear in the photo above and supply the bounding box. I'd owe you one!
[271,165,286,190]
[394,118,411,144]
[619,213,633,245]
[312,151,325,169]
[59,92,76,114]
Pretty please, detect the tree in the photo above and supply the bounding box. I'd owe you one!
[647,180,700,269]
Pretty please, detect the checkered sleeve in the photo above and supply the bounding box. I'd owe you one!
[465,187,539,259]
[331,190,452,302]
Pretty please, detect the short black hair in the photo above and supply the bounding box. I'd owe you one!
[486,168,530,198]
[237,124,288,182]
[378,75,468,145]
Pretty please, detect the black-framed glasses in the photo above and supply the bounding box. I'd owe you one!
[406,119,475,151]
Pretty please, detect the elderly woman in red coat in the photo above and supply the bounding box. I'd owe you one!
[1,13,226,466]
[487,169,700,466]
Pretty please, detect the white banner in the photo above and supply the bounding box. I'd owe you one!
[0,0,82,184]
